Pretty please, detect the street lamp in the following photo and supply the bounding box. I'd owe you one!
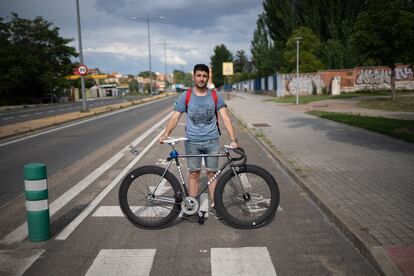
[294,36,302,105]
[131,14,165,95]
[75,0,88,112]
[157,40,169,91]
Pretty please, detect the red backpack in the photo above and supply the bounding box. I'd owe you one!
[185,88,221,135]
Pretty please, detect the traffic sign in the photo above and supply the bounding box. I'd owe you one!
[222,62,233,76]
[76,64,88,76]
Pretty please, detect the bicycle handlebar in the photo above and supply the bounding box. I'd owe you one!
[230,147,247,166]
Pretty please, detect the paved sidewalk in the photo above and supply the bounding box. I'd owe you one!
[227,92,414,276]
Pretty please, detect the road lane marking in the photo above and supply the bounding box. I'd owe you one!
[211,247,277,276]
[20,114,30,118]
[0,249,44,276]
[0,113,171,245]
[92,206,172,217]
[55,128,164,240]
[0,96,171,147]
[85,249,156,276]
[2,117,15,120]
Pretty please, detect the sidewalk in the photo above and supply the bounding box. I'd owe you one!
[227,92,414,276]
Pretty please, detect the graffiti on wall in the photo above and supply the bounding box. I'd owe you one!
[283,74,325,95]
[355,66,414,85]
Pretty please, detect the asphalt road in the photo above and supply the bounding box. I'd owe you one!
[0,97,143,126]
[0,96,175,206]
[0,94,378,275]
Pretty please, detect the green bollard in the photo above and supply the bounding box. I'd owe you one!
[24,163,50,242]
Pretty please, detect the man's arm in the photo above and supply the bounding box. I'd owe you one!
[159,111,182,142]
[218,107,238,148]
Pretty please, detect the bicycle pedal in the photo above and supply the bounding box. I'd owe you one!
[197,211,206,224]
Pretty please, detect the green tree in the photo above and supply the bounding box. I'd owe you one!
[210,44,233,87]
[251,13,279,77]
[0,13,77,105]
[262,0,366,70]
[138,71,156,78]
[351,0,414,100]
[173,70,186,84]
[283,27,325,73]
[234,50,248,73]
[128,79,139,93]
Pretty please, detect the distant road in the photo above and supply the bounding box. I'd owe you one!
[0,96,144,126]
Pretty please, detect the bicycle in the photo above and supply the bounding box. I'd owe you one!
[118,137,280,229]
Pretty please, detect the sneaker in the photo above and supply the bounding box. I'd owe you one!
[209,204,221,220]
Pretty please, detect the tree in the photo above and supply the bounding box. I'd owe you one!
[283,27,325,73]
[234,50,248,73]
[262,0,366,70]
[210,44,233,87]
[251,13,280,77]
[172,70,192,87]
[138,71,156,78]
[351,0,414,100]
[128,79,139,93]
[0,13,77,105]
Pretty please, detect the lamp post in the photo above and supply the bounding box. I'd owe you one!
[131,14,165,95]
[75,0,88,111]
[294,36,302,105]
[157,40,169,91]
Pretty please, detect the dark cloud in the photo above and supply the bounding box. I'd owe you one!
[95,0,262,30]
[1,0,262,74]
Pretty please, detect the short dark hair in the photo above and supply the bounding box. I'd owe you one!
[193,64,209,75]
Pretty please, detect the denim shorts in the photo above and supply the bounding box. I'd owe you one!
[184,138,220,172]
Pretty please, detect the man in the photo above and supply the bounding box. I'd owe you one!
[159,64,238,212]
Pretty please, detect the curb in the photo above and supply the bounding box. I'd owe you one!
[229,108,403,276]
[0,93,176,142]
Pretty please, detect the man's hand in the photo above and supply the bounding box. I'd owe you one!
[230,141,238,148]
[159,134,168,144]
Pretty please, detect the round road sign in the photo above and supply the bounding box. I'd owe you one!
[77,64,88,76]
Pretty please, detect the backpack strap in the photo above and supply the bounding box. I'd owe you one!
[211,89,221,136]
[185,88,192,113]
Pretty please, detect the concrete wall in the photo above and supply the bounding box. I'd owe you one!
[233,64,414,96]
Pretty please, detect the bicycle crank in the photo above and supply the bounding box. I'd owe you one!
[181,196,199,215]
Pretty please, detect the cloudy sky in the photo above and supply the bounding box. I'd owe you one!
[1,0,263,75]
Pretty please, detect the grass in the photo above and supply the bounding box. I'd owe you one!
[307,110,414,143]
[358,96,414,112]
[266,90,414,105]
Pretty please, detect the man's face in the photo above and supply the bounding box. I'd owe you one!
[193,70,209,89]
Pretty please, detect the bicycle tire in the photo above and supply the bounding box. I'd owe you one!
[119,165,182,229]
[214,164,280,229]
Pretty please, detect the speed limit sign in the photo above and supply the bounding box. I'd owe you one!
[76,64,88,76]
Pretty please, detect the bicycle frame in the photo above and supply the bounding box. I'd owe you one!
[150,145,246,206]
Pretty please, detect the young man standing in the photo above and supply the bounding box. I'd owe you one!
[159,64,238,211]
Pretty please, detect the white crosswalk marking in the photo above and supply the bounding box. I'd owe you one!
[211,247,277,276]
[92,206,171,217]
[85,249,156,276]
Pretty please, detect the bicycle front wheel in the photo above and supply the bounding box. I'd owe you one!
[214,164,280,229]
[119,165,182,229]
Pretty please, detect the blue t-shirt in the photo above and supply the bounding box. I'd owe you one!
[174,89,226,141]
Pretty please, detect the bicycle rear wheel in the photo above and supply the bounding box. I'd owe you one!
[119,165,182,229]
[214,164,280,229]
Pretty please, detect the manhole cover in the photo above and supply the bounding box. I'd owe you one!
[252,123,271,127]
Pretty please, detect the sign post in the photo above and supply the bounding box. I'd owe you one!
[222,62,233,100]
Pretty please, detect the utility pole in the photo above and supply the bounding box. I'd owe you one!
[295,37,302,105]
[76,0,88,111]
